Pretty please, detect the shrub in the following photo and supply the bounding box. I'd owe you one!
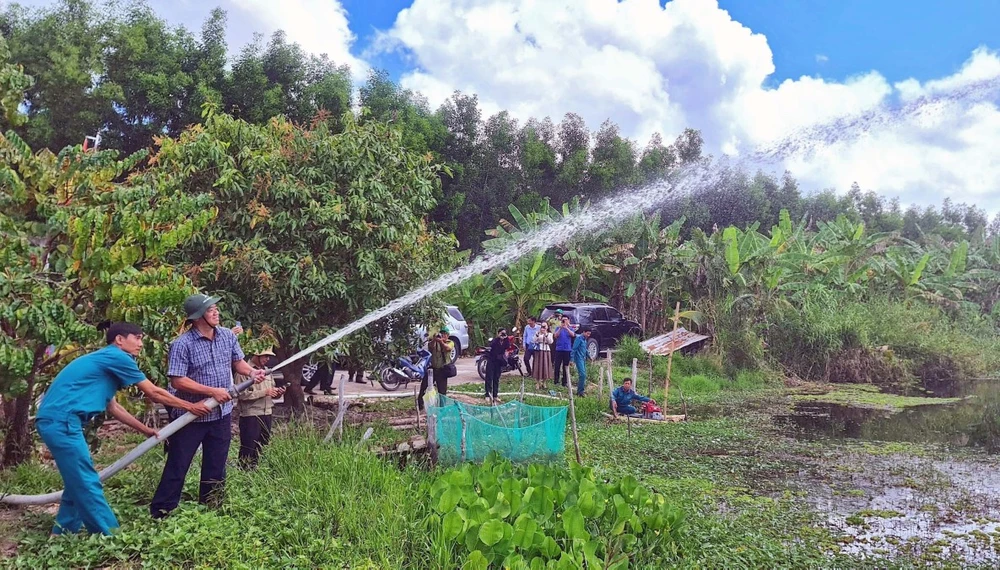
[612,335,646,367]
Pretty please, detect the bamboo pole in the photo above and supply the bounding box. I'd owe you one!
[647,354,653,400]
[599,364,604,400]
[460,414,467,462]
[323,374,350,443]
[664,302,681,409]
[631,358,638,385]
[567,367,582,464]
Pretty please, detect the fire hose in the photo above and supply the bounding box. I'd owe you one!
[0,327,353,506]
[0,377,258,505]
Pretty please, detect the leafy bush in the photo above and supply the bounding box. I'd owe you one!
[668,355,725,379]
[422,454,685,569]
[613,335,646,367]
[766,296,1000,388]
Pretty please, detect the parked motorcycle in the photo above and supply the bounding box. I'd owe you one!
[372,349,431,391]
[476,341,524,380]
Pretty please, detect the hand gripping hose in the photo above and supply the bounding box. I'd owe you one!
[0,378,257,505]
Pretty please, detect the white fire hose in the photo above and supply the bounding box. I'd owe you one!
[0,377,259,505]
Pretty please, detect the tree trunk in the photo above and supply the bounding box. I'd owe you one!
[276,346,305,415]
[2,378,37,468]
[2,345,46,468]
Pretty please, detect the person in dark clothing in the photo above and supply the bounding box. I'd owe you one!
[552,316,576,386]
[304,359,335,395]
[236,348,283,469]
[485,328,509,404]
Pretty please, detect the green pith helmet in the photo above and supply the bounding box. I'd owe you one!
[183,293,220,321]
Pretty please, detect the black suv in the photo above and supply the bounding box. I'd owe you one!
[538,303,643,360]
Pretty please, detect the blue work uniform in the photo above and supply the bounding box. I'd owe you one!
[35,346,146,535]
[571,335,589,396]
[611,386,651,415]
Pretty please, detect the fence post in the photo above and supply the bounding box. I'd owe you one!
[665,301,681,410]
[631,358,638,385]
[426,402,438,467]
[337,374,346,441]
[566,374,582,464]
[460,414,467,463]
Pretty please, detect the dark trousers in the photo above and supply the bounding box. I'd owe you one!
[523,346,535,375]
[305,363,335,392]
[150,415,231,518]
[553,350,572,385]
[418,368,449,410]
[238,414,272,469]
[485,361,502,398]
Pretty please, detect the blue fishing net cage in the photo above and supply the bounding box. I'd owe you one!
[427,394,568,465]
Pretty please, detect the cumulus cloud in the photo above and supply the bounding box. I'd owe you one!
[380,0,1000,212]
[228,0,368,79]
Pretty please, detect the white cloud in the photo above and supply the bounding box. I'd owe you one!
[381,0,1000,213]
[815,54,829,64]
[228,0,369,79]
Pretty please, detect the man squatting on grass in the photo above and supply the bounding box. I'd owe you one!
[611,378,654,416]
[35,322,214,536]
[150,294,265,519]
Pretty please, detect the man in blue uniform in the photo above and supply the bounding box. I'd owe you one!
[611,378,654,416]
[571,327,591,397]
[35,322,213,536]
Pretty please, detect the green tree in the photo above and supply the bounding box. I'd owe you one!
[159,110,455,412]
[0,42,213,466]
[1,0,115,151]
[495,251,568,327]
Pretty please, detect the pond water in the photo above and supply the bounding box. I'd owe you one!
[773,380,1000,564]
[775,380,1000,451]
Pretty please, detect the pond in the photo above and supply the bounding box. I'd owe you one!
[773,380,1000,565]
[775,380,1000,451]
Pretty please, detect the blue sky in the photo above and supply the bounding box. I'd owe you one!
[338,0,1000,86]
[5,0,999,212]
[720,0,1000,85]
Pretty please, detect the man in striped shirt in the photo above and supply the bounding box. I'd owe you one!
[150,294,264,518]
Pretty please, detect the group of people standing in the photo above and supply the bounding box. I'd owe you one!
[487,309,593,400]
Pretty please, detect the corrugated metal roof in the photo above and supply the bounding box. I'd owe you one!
[640,328,710,355]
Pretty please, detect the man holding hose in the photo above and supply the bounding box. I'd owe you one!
[150,294,265,519]
[35,322,214,536]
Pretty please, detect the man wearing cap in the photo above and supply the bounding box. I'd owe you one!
[150,294,265,518]
[236,348,283,469]
[35,322,213,536]
[419,327,454,410]
[571,327,592,397]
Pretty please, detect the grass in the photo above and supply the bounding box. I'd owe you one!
[0,363,989,569]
